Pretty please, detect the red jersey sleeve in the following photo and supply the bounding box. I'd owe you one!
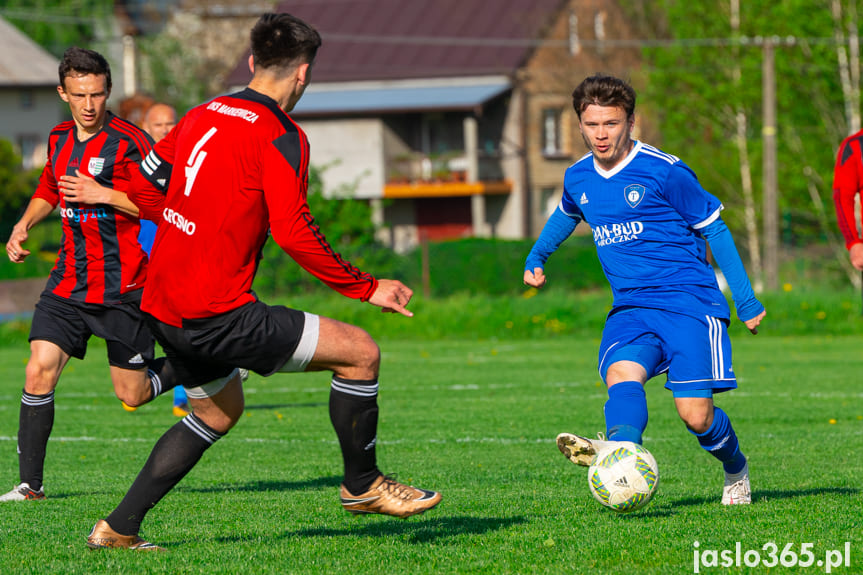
[31,135,60,208]
[263,131,378,301]
[833,131,863,249]
[130,115,182,221]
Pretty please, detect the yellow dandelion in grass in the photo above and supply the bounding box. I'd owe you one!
[829,418,837,425]
[505,321,514,329]
[276,412,283,420]
[815,311,827,320]
[545,318,566,333]
[420,350,431,358]
[522,288,538,299]
[782,283,793,292]
[857,415,863,420]
[842,301,853,310]
[532,315,544,324]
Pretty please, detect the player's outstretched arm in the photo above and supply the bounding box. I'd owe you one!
[367,279,414,317]
[6,198,54,263]
[59,170,139,217]
[701,217,765,334]
[523,206,579,289]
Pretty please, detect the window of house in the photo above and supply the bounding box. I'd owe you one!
[594,11,607,55]
[542,108,563,157]
[569,11,580,56]
[20,90,34,110]
[541,187,560,217]
[18,134,42,169]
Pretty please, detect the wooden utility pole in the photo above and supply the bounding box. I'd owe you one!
[762,38,779,291]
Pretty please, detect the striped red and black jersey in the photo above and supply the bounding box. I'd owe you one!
[834,128,863,249]
[33,112,154,304]
[129,88,378,327]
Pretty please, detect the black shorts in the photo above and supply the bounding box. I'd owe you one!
[146,300,308,389]
[29,291,155,370]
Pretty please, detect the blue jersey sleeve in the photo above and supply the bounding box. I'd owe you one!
[524,206,580,272]
[701,218,764,322]
[663,162,723,228]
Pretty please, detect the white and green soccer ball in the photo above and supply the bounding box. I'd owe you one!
[588,441,659,513]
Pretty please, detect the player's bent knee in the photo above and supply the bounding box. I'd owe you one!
[681,412,712,434]
[23,361,62,394]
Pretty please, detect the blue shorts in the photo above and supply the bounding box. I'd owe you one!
[598,307,737,395]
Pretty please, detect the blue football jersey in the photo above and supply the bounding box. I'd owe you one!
[560,141,730,320]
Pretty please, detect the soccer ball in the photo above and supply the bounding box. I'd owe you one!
[587,442,659,513]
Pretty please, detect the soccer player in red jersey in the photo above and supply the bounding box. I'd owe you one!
[833,129,863,270]
[86,13,440,551]
[1,48,180,503]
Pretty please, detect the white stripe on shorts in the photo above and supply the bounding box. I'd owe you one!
[185,368,240,400]
[707,315,724,380]
[278,312,319,373]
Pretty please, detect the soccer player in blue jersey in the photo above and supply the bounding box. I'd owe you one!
[524,74,765,505]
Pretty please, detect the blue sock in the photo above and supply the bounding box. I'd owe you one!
[173,386,188,407]
[603,381,648,444]
[692,406,746,474]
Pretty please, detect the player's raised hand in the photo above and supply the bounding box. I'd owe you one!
[368,279,414,317]
[523,267,547,289]
[743,309,766,335]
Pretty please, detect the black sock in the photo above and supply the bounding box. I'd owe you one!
[18,390,54,491]
[105,413,223,536]
[147,357,180,400]
[329,377,380,495]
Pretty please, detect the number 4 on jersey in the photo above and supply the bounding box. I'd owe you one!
[184,127,217,196]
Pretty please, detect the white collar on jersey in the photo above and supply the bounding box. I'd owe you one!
[593,140,643,179]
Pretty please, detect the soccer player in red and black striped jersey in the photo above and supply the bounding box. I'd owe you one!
[833,128,863,270]
[86,13,440,551]
[0,47,179,503]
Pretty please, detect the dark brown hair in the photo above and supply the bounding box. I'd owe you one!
[59,47,111,91]
[571,74,636,119]
[251,12,322,70]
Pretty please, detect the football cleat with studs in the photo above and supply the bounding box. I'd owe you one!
[556,432,616,467]
[340,475,441,518]
[722,461,751,505]
[0,482,45,502]
[86,520,165,551]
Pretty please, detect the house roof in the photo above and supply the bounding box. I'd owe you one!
[291,76,511,117]
[0,16,59,87]
[224,0,567,87]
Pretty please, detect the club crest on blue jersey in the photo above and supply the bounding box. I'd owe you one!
[624,184,646,208]
[88,157,105,176]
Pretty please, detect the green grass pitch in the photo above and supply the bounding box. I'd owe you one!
[0,334,860,574]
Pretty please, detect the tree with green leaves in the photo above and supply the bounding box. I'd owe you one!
[0,0,113,57]
[624,0,859,287]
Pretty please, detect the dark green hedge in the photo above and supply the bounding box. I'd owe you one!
[253,236,606,299]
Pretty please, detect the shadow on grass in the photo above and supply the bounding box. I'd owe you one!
[177,475,343,494]
[664,486,859,509]
[244,402,327,410]
[216,514,528,545]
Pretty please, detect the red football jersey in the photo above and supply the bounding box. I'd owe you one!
[131,88,378,327]
[33,113,152,304]
[833,128,863,249]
